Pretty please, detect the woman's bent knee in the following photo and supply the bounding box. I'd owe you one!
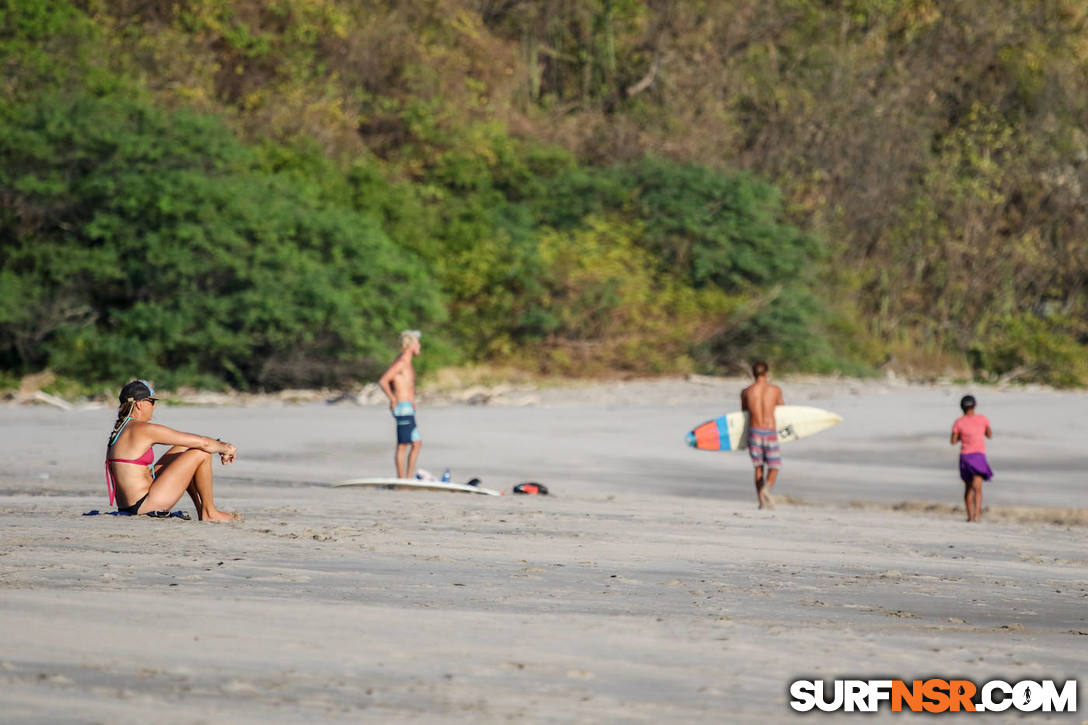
[163,448,212,473]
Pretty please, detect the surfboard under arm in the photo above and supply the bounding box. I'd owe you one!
[686,406,842,452]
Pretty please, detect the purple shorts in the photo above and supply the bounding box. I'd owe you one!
[959,453,993,484]
[748,427,781,470]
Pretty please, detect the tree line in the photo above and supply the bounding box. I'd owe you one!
[1,0,1085,390]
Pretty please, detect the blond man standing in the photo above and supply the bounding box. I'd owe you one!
[379,330,423,478]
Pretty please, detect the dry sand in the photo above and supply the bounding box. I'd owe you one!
[1,377,1086,723]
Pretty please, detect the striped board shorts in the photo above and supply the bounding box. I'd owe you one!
[748,427,782,469]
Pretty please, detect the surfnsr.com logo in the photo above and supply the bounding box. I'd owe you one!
[789,679,1078,713]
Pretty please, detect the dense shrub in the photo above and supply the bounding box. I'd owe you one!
[524,157,835,370]
[0,91,443,388]
[968,314,1088,388]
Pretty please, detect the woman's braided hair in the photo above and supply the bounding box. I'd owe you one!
[107,398,136,448]
[108,380,153,448]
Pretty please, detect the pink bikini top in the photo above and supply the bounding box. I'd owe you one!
[108,448,155,466]
[105,417,154,506]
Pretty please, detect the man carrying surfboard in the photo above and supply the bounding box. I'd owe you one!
[741,361,784,509]
[379,330,423,479]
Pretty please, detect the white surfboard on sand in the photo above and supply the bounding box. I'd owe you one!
[332,478,503,496]
[686,405,842,451]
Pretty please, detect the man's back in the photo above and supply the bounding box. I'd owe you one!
[386,353,416,404]
[742,361,784,510]
[741,380,783,430]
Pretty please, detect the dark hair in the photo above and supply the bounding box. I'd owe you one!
[752,360,769,377]
[109,379,155,448]
[960,395,976,412]
[118,379,154,403]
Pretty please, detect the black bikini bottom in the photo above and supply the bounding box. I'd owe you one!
[117,493,149,515]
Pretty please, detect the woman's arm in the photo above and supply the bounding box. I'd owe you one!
[140,423,236,461]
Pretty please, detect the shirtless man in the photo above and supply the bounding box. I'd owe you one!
[740,360,784,509]
[379,330,423,479]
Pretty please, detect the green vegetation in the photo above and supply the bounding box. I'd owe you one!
[0,90,442,389]
[2,0,1086,389]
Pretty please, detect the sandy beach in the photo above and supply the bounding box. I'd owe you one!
[1,377,1085,723]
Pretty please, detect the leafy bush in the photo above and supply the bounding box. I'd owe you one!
[413,144,843,373]
[528,156,838,370]
[525,218,739,374]
[0,91,443,389]
[968,314,1088,388]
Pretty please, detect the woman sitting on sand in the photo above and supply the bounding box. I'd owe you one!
[105,380,242,521]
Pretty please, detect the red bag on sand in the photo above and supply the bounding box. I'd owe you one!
[512,482,548,495]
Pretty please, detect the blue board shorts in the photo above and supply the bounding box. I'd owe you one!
[393,401,421,444]
[748,427,782,469]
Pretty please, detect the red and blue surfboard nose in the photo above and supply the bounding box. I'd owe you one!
[687,417,732,451]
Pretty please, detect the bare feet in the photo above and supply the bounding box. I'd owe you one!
[762,491,775,510]
[200,508,244,522]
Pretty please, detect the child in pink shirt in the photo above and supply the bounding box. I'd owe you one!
[951,395,993,522]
